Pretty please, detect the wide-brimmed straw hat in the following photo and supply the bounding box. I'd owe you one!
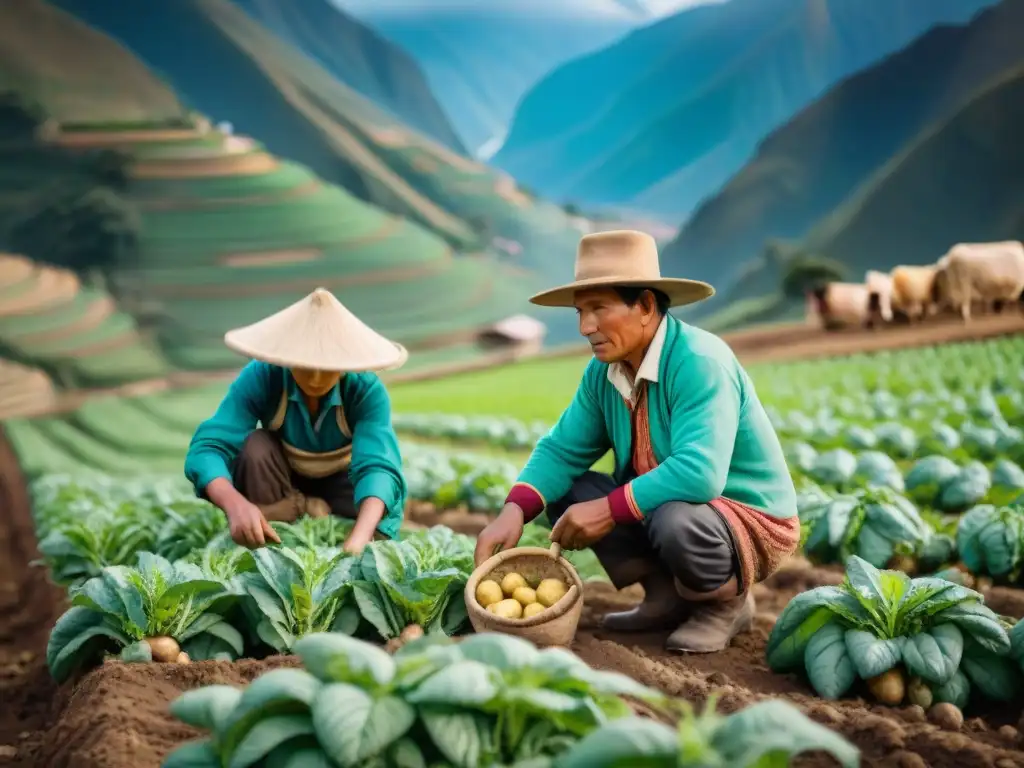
[529,230,714,308]
[223,288,408,373]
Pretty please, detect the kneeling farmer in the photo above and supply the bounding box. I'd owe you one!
[475,231,799,652]
[184,288,408,554]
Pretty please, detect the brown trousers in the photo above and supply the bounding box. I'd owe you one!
[233,429,358,523]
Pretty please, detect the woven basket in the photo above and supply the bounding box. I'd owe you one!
[464,542,584,647]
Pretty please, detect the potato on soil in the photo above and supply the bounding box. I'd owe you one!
[536,578,568,607]
[501,572,528,597]
[928,702,963,731]
[512,586,537,606]
[476,579,503,607]
[907,676,933,709]
[176,651,191,665]
[867,668,906,705]
[522,602,546,619]
[492,598,524,619]
[145,636,181,663]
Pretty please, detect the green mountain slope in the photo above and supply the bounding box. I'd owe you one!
[663,0,1024,302]
[493,0,998,217]
[233,0,467,154]
[0,0,544,378]
[803,65,1024,273]
[686,63,1024,332]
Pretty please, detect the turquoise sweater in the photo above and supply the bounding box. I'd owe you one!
[183,361,406,538]
[509,316,796,521]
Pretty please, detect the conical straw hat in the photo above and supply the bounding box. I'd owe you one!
[223,288,408,373]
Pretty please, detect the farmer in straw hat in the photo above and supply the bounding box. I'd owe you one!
[475,231,800,653]
[184,288,408,554]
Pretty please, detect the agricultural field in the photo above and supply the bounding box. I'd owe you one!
[34,124,541,372]
[4,330,1024,766]
[0,253,169,390]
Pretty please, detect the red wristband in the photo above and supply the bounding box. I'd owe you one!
[608,484,642,524]
[505,484,545,522]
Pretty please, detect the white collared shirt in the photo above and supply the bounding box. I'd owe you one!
[606,316,667,408]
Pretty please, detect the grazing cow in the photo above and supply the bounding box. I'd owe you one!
[933,241,1024,321]
[865,270,894,323]
[890,265,939,321]
[807,282,872,330]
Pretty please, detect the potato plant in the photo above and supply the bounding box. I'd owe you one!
[47,552,243,682]
[956,504,1024,581]
[161,632,663,768]
[766,555,1017,708]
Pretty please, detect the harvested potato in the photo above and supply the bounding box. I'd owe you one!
[145,636,181,663]
[486,603,498,614]
[512,586,537,606]
[523,602,546,619]
[907,676,933,709]
[536,578,568,607]
[476,580,503,608]
[867,668,905,705]
[501,572,528,597]
[492,598,524,619]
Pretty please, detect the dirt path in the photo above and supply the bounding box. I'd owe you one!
[0,428,65,765]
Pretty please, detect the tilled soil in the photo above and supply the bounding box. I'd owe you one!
[4,305,1024,768]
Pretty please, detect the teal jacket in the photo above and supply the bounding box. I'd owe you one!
[507,315,796,522]
[184,361,406,538]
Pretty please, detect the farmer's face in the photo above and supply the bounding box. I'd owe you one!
[291,368,342,398]
[574,287,655,364]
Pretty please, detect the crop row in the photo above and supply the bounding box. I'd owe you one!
[32,473,860,768]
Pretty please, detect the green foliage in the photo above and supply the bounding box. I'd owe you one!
[766,556,1016,707]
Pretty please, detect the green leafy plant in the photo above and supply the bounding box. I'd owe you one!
[956,504,1024,581]
[155,499,229,561]
[36,504,161,586]
[270,515,354,549]
[162,631,660,768]
[766,555,1016,708]
[238,545,361,653]
[46,552,241,682]
[353,526,475,641]
[553,695,859,768]
[801,488,931,569]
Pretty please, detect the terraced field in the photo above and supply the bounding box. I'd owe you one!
[0,254,168,388]
[19,124,538,371]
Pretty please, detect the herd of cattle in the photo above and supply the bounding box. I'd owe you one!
[808,240,1024,330]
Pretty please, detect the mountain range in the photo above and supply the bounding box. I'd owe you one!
[492,0,1001,218]
[329,0,723,158]
[666,0,1024,326]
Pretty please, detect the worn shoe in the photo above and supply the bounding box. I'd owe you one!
[601,571,690,632]
[303,496,332,519]
[665,592,755,653]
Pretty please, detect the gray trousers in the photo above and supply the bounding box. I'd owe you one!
[546,471,739,594]
[232,429,358,519]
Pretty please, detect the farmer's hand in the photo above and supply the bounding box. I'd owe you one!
[550,497,614,550]
[475,503,524,567]
[342,527,375,555]
[224,497,280,549]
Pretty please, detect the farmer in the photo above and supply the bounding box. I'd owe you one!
[474,230,800,653]
[184,287,408,554]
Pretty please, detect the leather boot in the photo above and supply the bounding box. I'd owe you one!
[601,569,690,632]
[665,592,755,653]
